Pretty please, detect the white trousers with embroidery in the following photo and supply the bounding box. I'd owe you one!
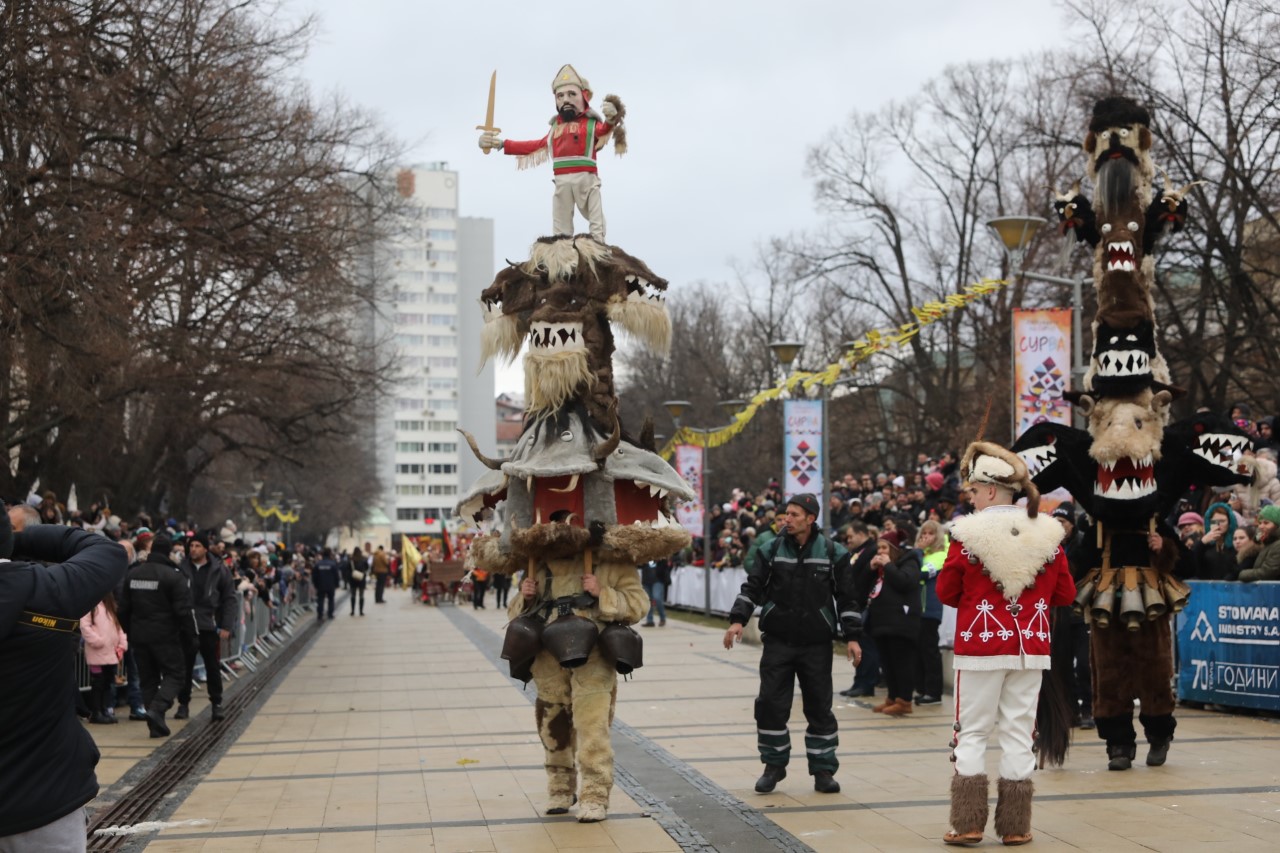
[953,668,1041,780]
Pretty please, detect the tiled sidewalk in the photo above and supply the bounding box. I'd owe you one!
[108,588,1280,852]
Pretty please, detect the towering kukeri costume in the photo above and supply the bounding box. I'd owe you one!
[1013,96,1251,772]
[463,73,690,822]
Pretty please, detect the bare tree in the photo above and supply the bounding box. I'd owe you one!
[0,0,405,523]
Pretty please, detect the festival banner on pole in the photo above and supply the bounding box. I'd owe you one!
[1012,308,1073,435]
[673,444,704,537]
[783,399,823,522]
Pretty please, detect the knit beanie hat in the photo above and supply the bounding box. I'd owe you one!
[1259,504,1280,526]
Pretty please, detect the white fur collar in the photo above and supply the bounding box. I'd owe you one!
[947,507,1063,600]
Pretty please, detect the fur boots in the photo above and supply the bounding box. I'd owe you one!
[944,773,988,845]
[994,777,1034,845]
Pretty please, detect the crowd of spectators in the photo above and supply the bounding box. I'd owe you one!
[3,491,373,731]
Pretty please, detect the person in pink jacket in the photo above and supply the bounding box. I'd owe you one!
[80,593,128,724]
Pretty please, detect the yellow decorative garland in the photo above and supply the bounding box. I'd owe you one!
[251,496,301,524]
[659,278,1009,458]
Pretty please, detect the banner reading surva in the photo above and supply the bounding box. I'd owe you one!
[1012,307,1073,435]
[783,399,823,523]
[673,444,704,537]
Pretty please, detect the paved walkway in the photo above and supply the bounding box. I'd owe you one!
[93,588,1280,852]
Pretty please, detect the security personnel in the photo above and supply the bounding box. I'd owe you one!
[725,493,862,794]
[118,533,197,737]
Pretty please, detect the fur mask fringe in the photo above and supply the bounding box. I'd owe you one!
[480,314,524,367]
[525,350,593,417]
[606,300,672,354]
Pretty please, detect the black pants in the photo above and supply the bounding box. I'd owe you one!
[850,631,881,692]
[915,617,943,698]
[316,588,335,619]
[1070,620,1093,716]
[878,634,917,703]
[375,574,387,602]
[472,580,488,609]
[494,579,509,608]
[178,630,224,707]
[135,641,186,712]
[350,582,365,614]
[755,638,839,774]
[89,664,118,716]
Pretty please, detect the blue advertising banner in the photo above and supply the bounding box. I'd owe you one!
[1176,581,1280,712]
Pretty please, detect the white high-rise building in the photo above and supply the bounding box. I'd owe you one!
[374,163,496,538]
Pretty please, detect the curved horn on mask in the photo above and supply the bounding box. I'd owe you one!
[593,411,622,463]
[458,428,507,471]
[1077,395,1096,418]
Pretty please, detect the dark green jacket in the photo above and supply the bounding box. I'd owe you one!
[729,524,861,644]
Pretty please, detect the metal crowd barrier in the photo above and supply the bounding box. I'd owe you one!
[216,576,314,681]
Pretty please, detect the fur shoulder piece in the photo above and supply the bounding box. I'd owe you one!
[949,509,1063,600]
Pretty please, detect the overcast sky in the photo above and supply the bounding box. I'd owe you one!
[292,1,1080,392]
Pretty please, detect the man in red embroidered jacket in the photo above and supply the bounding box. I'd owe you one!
[478,64,626,242]
[936,441,1075,847]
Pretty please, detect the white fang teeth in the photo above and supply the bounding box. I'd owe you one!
[528,321,585,353]
[481,298,502,323]
[625,274,666,305]
[1017,445,1057,476]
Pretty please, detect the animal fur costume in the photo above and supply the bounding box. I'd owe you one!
[458,233,694,823]
[478,64,627,241]
[938,442,1075,846]
[1016,96,1252,771]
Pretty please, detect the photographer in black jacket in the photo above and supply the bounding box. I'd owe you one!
[0,508,127,849]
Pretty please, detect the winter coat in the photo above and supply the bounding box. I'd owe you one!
[0,525,127,837]
[179,557,238,633]
[372,550,391,575]
[860,548,924,640]
[80,603,128,666]
[1238,536,1280,582]
[729,525,861,645]
[311,558,340,593]
[937,506,1075,670]
[119,552,198,645]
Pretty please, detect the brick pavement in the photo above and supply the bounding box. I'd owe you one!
[87,587,1280,852]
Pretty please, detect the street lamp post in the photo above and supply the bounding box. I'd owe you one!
[985,215,1090,409]
[664,399,744,617]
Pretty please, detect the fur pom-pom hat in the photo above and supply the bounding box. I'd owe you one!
[961,440,1041,518]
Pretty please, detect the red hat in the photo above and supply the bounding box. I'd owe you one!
[879,529,908,549]
[925,471,944,491]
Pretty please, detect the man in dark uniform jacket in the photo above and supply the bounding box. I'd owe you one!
[0,510,127,849]
[120,533,197,737]
[724,494,862,795]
